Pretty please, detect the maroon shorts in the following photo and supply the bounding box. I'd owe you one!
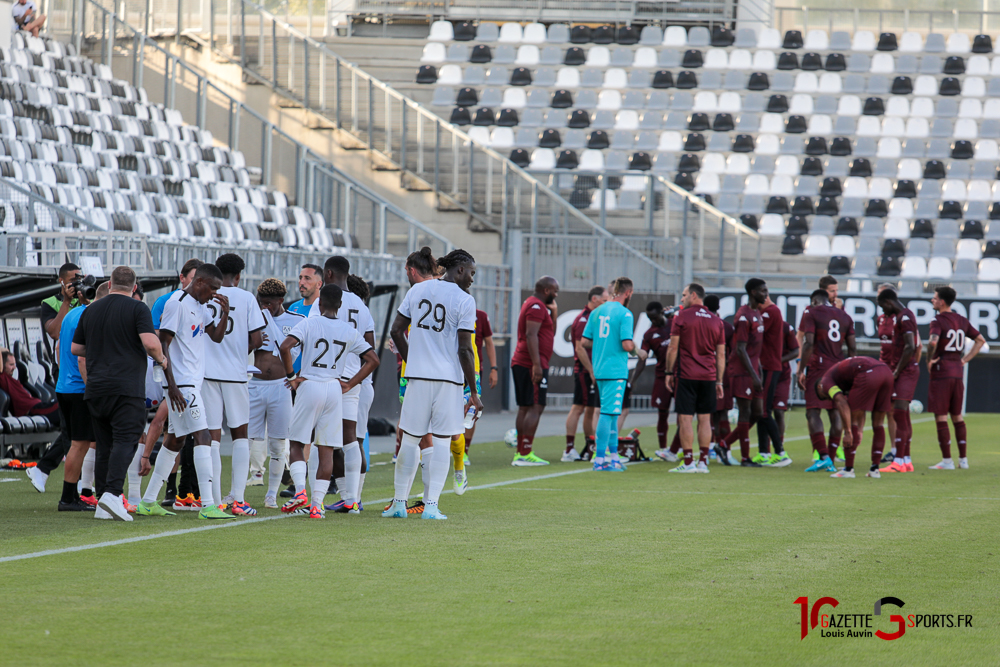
[928,376,964,416]
[651,376,672,411]
[730,374,762,402]
[804,367,833,410]
[775,366,792,411]
[719,373,734,412]
[847,364,894,414]
[891,364,919,403]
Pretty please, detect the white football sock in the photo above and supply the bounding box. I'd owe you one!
[420,447,430,494]
[358,472,367,500]
[127,444,143,506]
[249,438,267,477]
[307,448,319,493]
[80,448,96,492]
[342,442,361,504]
[193,445,215,507]
[289,460,307,494]
[311,478,329,509]
[141,447,178,504]
[424,436,451,506]
[393,433,421,502]
[266,438,286,497]
[210,440,222,504]
[230,438,250,503]
[335,477,346,498]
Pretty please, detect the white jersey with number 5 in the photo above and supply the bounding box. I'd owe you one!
[398,279,476,385]
[289,316,372,383]
[204,286,267,383]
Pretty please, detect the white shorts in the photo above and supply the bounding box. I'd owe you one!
[166,386,207,438]
[288,379,344,448]
[202,380,251,430]
[341,383,361,422]
[248,378,292,440]
[398,379,464,437]
[357,381,374,440]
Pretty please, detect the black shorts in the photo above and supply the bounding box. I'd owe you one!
[762,369,781,413]
[572,370,599,408]
[675,378,717,416]
[512,364,548,407]
[57,392,95,442]
[622,382,633,409]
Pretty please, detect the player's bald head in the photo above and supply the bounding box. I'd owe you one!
[535,276,558,292]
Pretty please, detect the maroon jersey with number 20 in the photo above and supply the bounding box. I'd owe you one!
[929,312,980,379]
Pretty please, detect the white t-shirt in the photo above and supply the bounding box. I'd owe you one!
[289,316,372,383]
[12,1,37,24]
[398,279,476,385]
[159,290,214,389]
[307,289,375,380]
[204,285,266,383]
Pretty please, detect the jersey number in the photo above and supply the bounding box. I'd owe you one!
[348,309,359,328]
[599,315,610,338]
[416,299,446,332]
[207,304,235,336]
[828,319,841,342]
[311,339,347,368]
[944,329,966,352]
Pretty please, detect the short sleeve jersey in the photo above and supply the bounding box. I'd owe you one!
[289,316,372,383]
[929,311,981,378]
[260,308,304,364]
[877,313,895,364]
[825,356,885,393]
[56,305,87,394]
[159,290,215,389]
[781,321,799,374]
[582,301,634,381]
[798,304,855,372]
[204,286,267,383]
[475,310,492,372]
[333,291,375,380]
[671,304,725,382]
[641,322,672,378]
[512,296,555,369]
[759,303,784,372]
[728,304,764,377]
[889,308,920,369]
[398,279,476,385]
[570,307,593,373]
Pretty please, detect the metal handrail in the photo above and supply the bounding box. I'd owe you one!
[0,176,101,232]
[775,5,1000,35]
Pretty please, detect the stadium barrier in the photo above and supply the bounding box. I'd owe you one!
[776,6,1000,37]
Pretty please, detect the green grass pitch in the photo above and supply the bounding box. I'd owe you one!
[1,411,998,666]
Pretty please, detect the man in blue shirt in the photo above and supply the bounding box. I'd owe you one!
[582,277,646,472]
[151,259,203,328]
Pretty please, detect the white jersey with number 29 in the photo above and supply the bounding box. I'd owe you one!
[398,279,476,386]
[289,316,372,383]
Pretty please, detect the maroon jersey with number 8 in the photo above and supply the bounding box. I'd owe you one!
[798,304,855,373]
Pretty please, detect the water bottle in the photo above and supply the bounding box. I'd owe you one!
[152,362,164,384]
[463,404,479,430]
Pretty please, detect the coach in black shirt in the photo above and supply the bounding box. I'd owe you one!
[72,267,167,521]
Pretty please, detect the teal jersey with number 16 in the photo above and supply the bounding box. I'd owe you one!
[582,301,634,381]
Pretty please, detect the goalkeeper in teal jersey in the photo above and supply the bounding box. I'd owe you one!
[582,277,647,471]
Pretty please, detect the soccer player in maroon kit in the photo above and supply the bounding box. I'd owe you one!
[927,286,986,470]
[632,301,673,457]
[704,295,736,464]
[665,283,725,473]
[815,356,894,478]
[756,291,792,466]
[774,320,800,440]
[720,279,767,467]
[876,289,921,473]
[799,289,856,472]
[510,276,559,466]
[564,285,607,461]
[876,282,898,462]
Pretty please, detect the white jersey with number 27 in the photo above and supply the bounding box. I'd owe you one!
[289,316,372,383]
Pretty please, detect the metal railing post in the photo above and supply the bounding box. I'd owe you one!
[303,38,310,108]
[718,213,726,274]
[176,0,182,45]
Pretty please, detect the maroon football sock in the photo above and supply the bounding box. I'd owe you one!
[955,421,968,459]
[565,435,576,453]
[683,450,694,466]
[699,446,710,464]
[657,410,669,448]
[810,431,828,458]
[718,418,731,443]
[936,422,951,458]
[870,424,885,468]
[669,430,682,454]
[517,436,534,456]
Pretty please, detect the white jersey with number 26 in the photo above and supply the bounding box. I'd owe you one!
[398,279,476,386]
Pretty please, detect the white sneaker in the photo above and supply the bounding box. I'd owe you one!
[247,472,264,487]
[454,470,468,496]
[727,451,741,466]
[655,449,679,462]
[94,506,112,520]
[669,462,698,473]
[695,461,710,474]
[866,469,881,479]
[958,457,969,469]
[97,492,133,522]
[561,448,582,462]
[929,459,955,470]
[221,494,235,507]
[26,466,47,493]
[830,469,856,478]
[263,495,279,509]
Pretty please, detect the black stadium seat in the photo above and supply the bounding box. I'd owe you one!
[470,45,492,63]
[556,150,578,169]
[587,130,609,149]
[821,177,843,196]
[629,152,651,170]
[570,25,591,44]
[593,25,614,44]
[924,160,947,179]
[617,25,640,45]
[827,256,852,275]
[740,214,759,230]
[863,97,885,115]
[962,220,985,239]
[777,52,799,70]
[792,197,815,215]
[453,22,476,41]
[416,65,437,84]
[944,56,965,74]
[766,196,789,214]
[674,172,695,190]
[877,32,898,51]
[940,201,964,219]
[973,34,993,53]
[835,217,859,236]
[682,49,704,68]
[894,180,917,198]
[747,72,770,90]
[767,94,789,113]
[952,141,974,159]
[911,219,935,238]
[456,87,478,106]
[877,255,902,276]
[805,137,828,155]
[564,47,586,66]
[683,133,705,151]
[712,26,735,47]
[550,89,573,108]
[891,76,913,95]
[687,112,710,131]
[676,71,698,89]
[786,214,809,234]
[800,53,823,71]
[882,238,906,257]
[539,129,561,147]
[825,53,846,71]
[830,137,852,156]
[568,110,590,128]
[712,113,734,132]
[783,30,803,49]
[509,149,530,167]
[496,108,519,126]
[677,153,701,172]
[450,107,471,125]
[782,235,804,254]
[801,156,824,174]
[849,158,872,177]
[817,196,839,216]
[652,70,674,89]
[472,107,495,126]
[510,68,532,86]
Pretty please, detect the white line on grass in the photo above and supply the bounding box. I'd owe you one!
[0,478,22,483]
[499,487,1000,501]
[0,467,595,563]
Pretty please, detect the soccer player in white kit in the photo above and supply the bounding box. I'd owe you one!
[279,284,379,518]
[137,264,235,520]
[202,254,265,516]
[384,249,482,521]
[249,278,304,508]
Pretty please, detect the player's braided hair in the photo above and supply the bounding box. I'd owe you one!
[437,249,476,271]
[256,278,287,299]
[406,246,437,276]
[347,274,370,304]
